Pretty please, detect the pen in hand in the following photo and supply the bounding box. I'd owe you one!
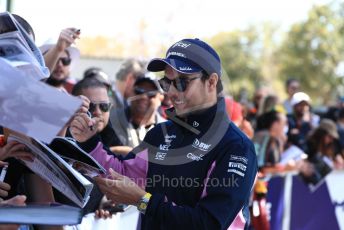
[72,29,81,39]
[0,165,8,182]
[86,111,94,131]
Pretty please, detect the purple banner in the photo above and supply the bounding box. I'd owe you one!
[266,172,344,230]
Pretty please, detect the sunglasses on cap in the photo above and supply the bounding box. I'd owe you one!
[158,75,203,93]
[134,87,158,98]
[59,57,72,66]
[89,102,112,113]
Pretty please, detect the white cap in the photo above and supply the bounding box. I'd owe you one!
[290,92,311,107]
[39,39,80,70]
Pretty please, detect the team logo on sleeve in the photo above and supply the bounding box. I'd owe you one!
[227,168,245,177]
[228,162,247,171]
[230,155,248,164]
[228,155,248,177]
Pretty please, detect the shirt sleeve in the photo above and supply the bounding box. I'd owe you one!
[77,134,149,188]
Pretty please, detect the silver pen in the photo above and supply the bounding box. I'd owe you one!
[0,165,8,182]
[86,111,94,131]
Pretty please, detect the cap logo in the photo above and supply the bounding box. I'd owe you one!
[179,67,193,71]
[167,51,186,58]
[171,41,191,49]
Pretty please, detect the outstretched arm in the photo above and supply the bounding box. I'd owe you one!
[43,27,80,72]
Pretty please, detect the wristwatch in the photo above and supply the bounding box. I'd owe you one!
[137,192,152,214]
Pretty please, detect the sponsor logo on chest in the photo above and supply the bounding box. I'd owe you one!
[192,121,199,127]
[192,138,211,151]
[155,134,177,160]
[159,134,177,151]
[159,144,170,151]
[187,152,204,161]
[155,152,167,161]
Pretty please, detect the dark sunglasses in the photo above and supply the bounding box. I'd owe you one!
[158,75,203,92]
[134,87,158,98]
[59,57,72,66]
[89,102,112,113]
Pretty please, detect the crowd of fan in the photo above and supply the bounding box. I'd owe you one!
[1,14,344,230]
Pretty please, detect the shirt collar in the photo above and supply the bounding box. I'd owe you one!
[166,97,228,134]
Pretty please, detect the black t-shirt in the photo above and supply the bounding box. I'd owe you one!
[99,121,123,147]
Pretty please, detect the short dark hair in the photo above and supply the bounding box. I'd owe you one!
[200,71,223,94]
[256,110,281,131]
[72,78,108,96]
[83,67,110,88]
[83,67,102,79]
[286,78,299,88]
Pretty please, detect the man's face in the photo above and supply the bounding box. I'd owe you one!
[294,101,309,117]
[123,72,142,99]
[82,87,111,132]
[130,81,161,118]
[163,66,212,117]
[287,81,300,97]
[273,113,287,135]
[253,89,267,108]
[51,50,71,82]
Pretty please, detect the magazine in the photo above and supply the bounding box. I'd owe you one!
[280,145,307,165]
[8,134,93,208]
[0,11,49,80]
[299,155,333,192]
[0,59,82,143]
[0,203,82,225]
[49,136,106,177]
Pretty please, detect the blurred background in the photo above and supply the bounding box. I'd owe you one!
[1,0,344,106]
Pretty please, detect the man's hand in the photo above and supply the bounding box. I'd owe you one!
[299,160,315,177]
[55,28,80,53]
[0,181,11,198]
[43,27,80,73]
[64,95,91,129]
[69,112,99,142]
[94,168,146,205]
[1,194,26,205]
[94,198,116,219]
[77,95,91,114]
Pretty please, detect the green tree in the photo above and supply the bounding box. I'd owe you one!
[278,3,344,104]
[208,27,263,97]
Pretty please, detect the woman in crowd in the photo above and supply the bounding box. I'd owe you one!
[300,119,344,185]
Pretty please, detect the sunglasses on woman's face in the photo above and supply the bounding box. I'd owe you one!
[134,87,158,98]
[158,75,203,93]
[89,102,112,113]
[59,57,72,66]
